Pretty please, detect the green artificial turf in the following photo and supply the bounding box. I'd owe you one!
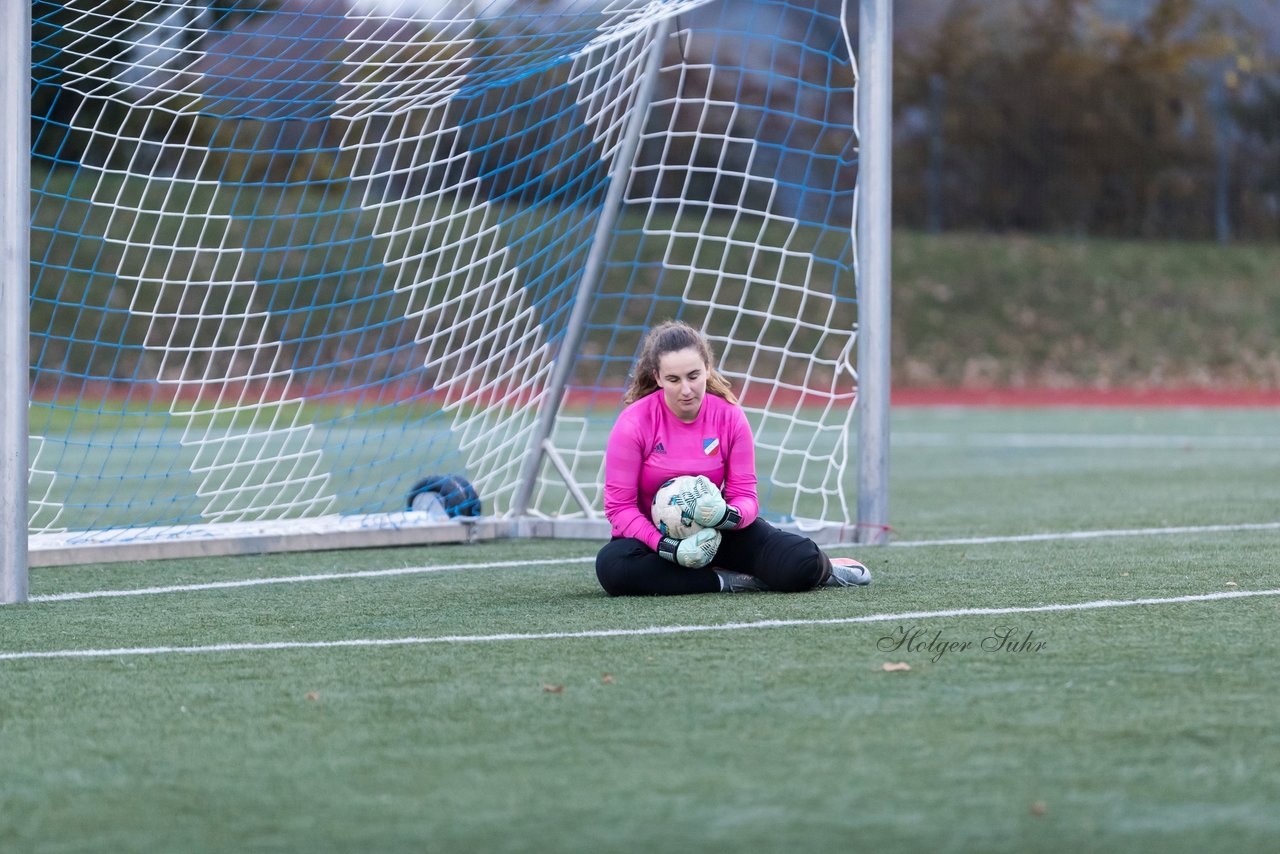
[3,407,1279,853]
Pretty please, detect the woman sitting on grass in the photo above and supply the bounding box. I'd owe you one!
[595,320,871,596]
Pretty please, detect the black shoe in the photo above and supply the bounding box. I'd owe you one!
[715,570,769,593]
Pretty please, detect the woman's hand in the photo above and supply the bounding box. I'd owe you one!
[658,528,721,568]
[691,475,740,529]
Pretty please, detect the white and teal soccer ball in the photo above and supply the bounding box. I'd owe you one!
[651,475,709,539]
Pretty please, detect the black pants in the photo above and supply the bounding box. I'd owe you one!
[595,519,829,596]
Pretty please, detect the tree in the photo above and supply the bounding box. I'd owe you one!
[894,0,1273,238]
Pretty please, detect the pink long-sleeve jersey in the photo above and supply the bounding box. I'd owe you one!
[603,390,760,550]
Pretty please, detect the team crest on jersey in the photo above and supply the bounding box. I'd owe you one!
[703,438,720,456]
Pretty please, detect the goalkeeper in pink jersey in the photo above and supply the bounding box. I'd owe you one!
[596,320,871,595]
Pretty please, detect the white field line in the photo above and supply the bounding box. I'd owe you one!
[4,588,1280,662]
[889,521,1280,548]
[893,432,1280,449]
[27,522,1280,603]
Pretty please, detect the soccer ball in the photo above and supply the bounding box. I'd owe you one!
[651,475,712,539]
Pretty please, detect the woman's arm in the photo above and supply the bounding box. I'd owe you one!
[721,407,760,527]
[603,415,663,550]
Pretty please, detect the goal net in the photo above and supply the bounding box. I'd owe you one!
[26,0,862,561]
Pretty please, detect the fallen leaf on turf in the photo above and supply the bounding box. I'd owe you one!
[881,662,911,672]
[1030,800,1047,817]
[305,692,320,702]
[601,674,615,684]
[542,684,564,694]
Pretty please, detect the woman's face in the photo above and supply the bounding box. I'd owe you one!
[655,347,708,423]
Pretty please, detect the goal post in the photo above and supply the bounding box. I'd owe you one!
[7,0,892,583]
[2,0,32,603]
[856,0,893,546]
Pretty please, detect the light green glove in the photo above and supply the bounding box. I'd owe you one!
[691,475,740,529]
[658,527,722,569]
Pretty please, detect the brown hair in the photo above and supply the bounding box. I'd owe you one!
[623,320,738,405]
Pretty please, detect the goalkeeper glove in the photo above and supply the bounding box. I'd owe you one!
[658,528,722,569]
[690,475,742,530]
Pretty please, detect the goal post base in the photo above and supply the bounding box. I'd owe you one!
[28,515,496,568]
[29,516,864,567]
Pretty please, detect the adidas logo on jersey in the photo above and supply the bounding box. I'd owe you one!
[654,442,666,454]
